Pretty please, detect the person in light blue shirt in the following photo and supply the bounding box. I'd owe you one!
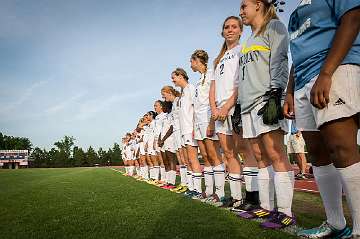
[284,1,360,238]
[287,121,308,179]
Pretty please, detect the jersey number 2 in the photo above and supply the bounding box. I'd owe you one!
[220,64,224,75]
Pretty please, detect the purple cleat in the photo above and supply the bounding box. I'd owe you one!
[260,211,296,229]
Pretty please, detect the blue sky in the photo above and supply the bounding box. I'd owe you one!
[0,0,358,150]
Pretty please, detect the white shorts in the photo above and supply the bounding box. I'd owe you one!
[161,135,177,153]
[295,64,360,131]
[139,142,146,156]
[287,134,306,154]
[194,122,219,141]
[215,117,233,135]
[173,129,182,150]
[146,139,157,156]
[182,133,198,147]
[242,102,289,139]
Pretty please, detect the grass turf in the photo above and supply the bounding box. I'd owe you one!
[0,168,350,238]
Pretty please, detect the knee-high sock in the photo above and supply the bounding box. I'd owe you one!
[204,166,214,197]
[160,167,166,182]
[243,166,259,192]
[143,165,149,180]
[313,164,346,230]
[274,171,294,217]
[169,170,177,185]
[154,166,160,180]
[213,163,225,198]
[338,162,360,235]
[187,171,194,191]
[180,165,187,186]
[229,173,242,201]
[257,165,275,210]
[192,172,203,193]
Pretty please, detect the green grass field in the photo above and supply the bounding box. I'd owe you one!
[0,168,351,239]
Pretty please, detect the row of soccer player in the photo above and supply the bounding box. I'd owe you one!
[121,1,360,238]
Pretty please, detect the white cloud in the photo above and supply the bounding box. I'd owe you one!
[45,91,87,115]
[68,89,148,122]
[0,80,48,113]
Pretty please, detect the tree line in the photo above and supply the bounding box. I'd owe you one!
[0,133,123,168]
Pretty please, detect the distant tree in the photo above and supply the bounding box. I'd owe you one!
[0,132,32,151]
[73,146,85,167]
[98,147,107,166]
[110,143,123,166]
[86,146,97,167]
[31,147,49,168]
[53,136,75,167]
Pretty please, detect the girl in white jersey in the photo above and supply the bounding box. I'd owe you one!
[153,100,167,185]
[209,16,243,207]
[190,49,223,201]
[238,0,294,229]
[157,100,177,189]
[161,86,189,193]
[171,68,202,197]
[144,111,158,183]
[137,117,149,181]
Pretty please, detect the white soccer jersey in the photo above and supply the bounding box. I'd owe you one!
[160,113,173,138]
[213,44,241,114]
[179,83,196,135]
[125,144,132,160]
[194,69,213,124]
[154,112,167,139]
[171,97,181,131]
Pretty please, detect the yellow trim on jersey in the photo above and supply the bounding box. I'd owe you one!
[241,43,270,54]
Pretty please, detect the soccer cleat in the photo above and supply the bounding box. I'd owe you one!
[295,173,308,180]
[260,211,296,229]
[237,208,273,219]
[161,184,176,190]
[231,200,260,213]
[184,190,197,198]
[191,192,205,200]
[170,185,183,192]
[212,196,233,207]
[203,194,220,204]
[297,221,352,238]
[176,186,189,193]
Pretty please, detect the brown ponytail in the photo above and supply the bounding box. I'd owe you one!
[257,0,279,36]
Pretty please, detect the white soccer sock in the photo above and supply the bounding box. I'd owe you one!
[192,172,202,193]
[243,167,259,192]
[154,166,160,180]
[149,167,154,179]
[274,171,294,217]
[213,163,225,198]
[160,167,166,182]
[204,166,214,197]
[169,170,177,185]
[125,166,129,174]
[136,167,140,176]
[143,165,149,180]
[187,171,194,191]
[229,173,242,201]
[180,165,187,186]
[313,164,346,230]
[257,165,275,211]
[129,166,135,176]
[338,162,360,235]
[140,166,144,177]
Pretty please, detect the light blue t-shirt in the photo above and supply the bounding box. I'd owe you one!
[288,0,360,91]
